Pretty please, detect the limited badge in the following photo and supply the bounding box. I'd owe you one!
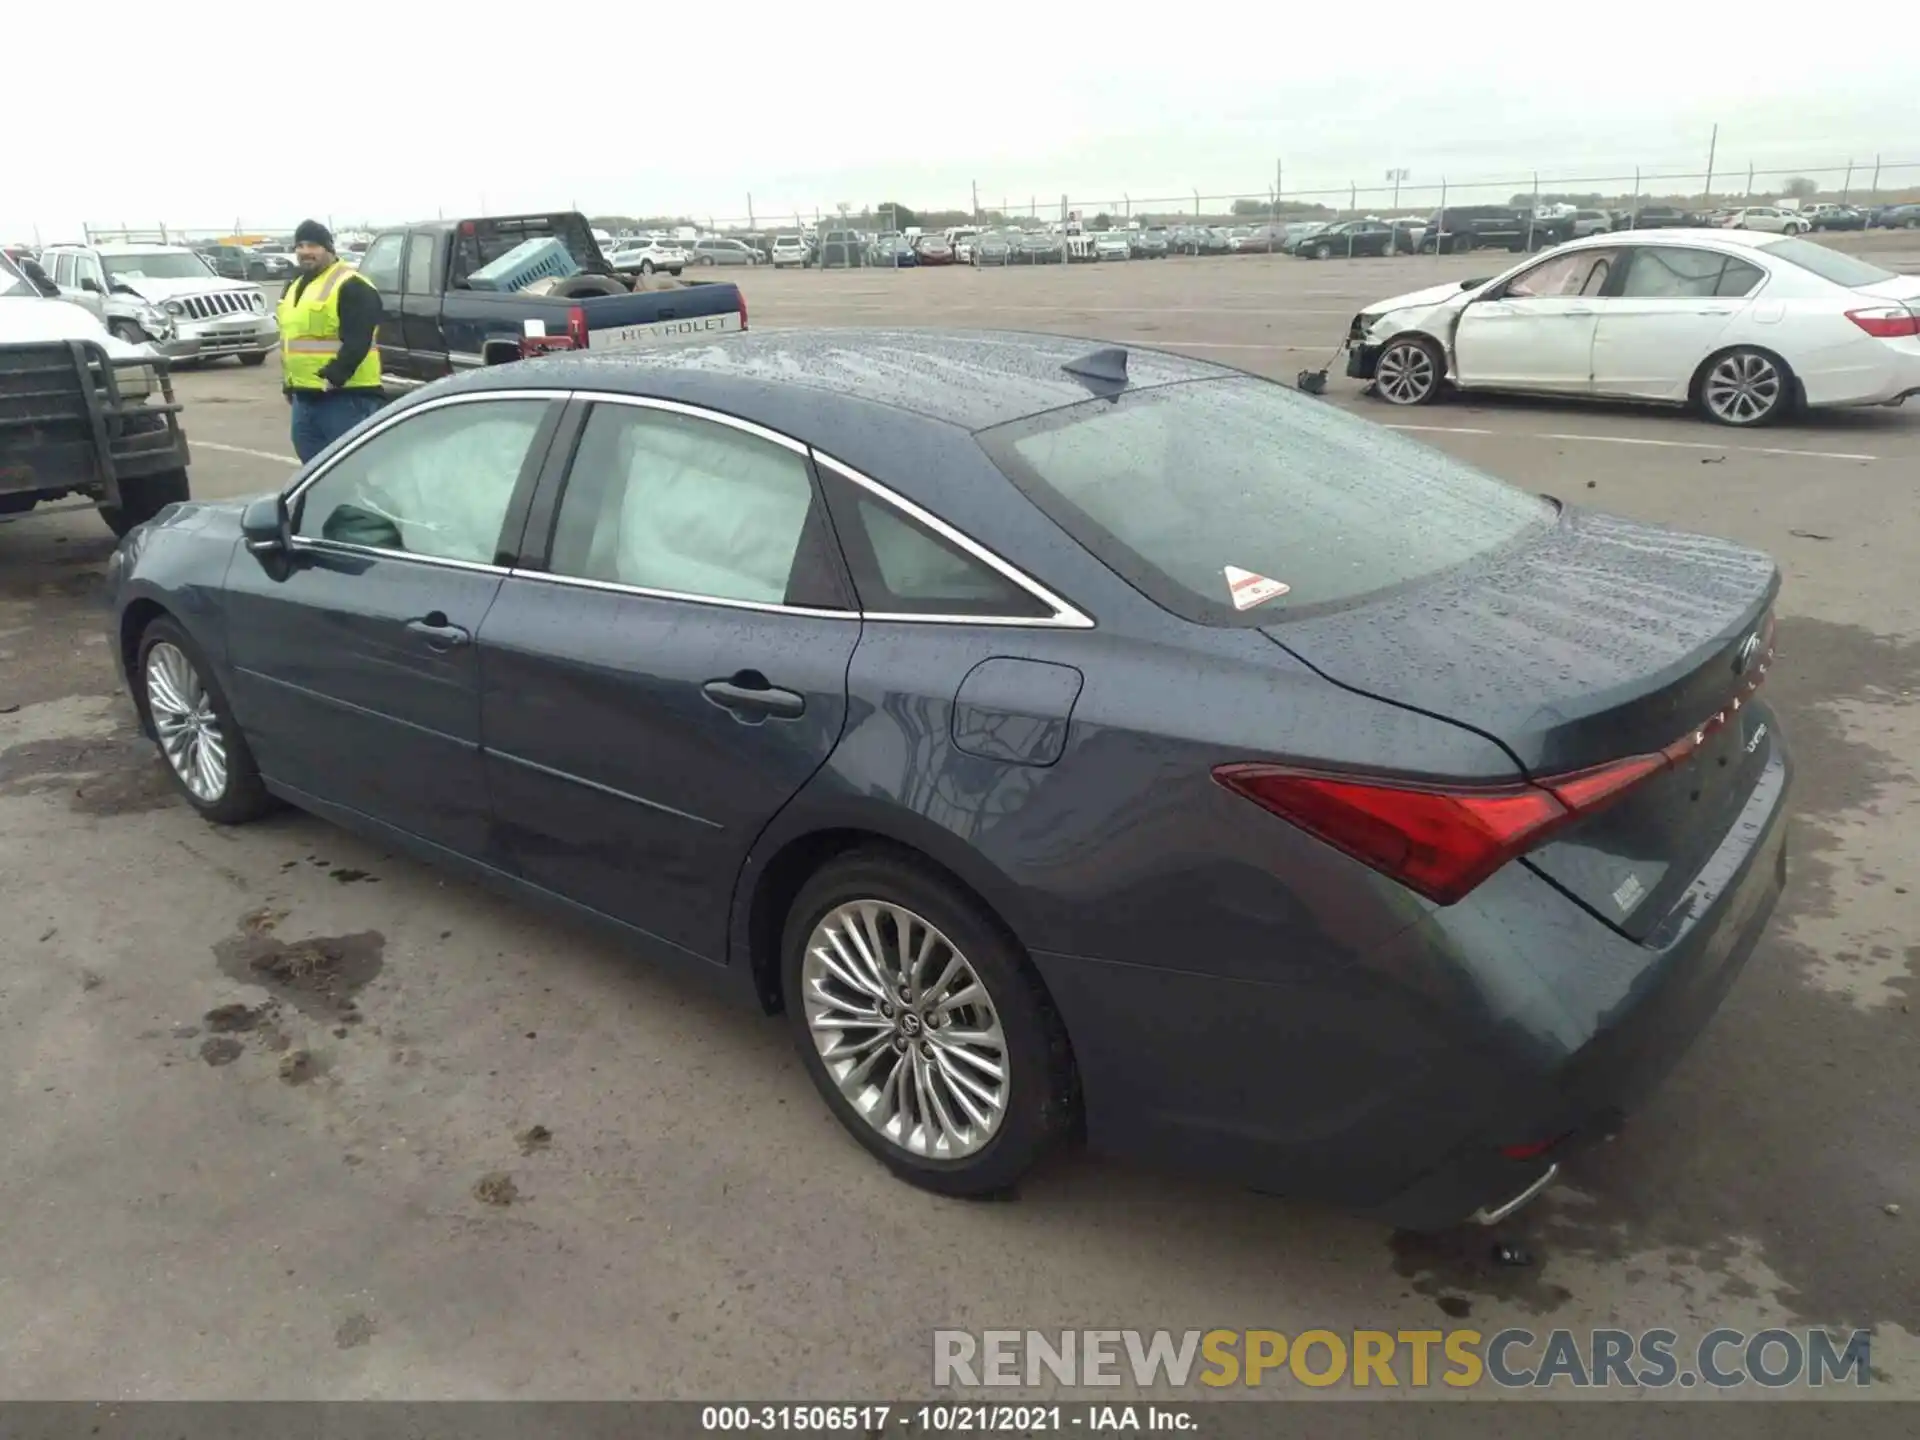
[1224,565,1290,611]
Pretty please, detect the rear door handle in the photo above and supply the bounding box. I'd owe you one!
[405,612,471,651]
[703,672,805,721]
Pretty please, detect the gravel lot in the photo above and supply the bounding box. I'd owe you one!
[2,238,1917,1400]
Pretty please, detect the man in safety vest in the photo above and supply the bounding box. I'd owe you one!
[279,219,384,461]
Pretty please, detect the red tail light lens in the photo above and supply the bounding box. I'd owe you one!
[566,304,589,350]
[739,293,749,332]
[1213,759,1655,906]
[1218,618,1778,905]
[1845,306,1920,339]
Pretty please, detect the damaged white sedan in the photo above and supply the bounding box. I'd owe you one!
[1345,230,1920,426]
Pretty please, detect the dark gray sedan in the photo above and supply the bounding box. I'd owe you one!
[105,331,1789,1230]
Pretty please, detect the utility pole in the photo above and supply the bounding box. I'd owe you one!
[747,193,755,229]
[972,180,979,220]
[1386,167,1409,209]
[1702,123,1718,204]
[1870,154,1882,204]
[1842,159,1854,205]
[1745,163,1754,199]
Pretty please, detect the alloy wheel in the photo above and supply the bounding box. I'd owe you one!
[800,899,1010,1159]
[1703,352,1783,425]
[1375,341,1438,404]
[145,641,228,803]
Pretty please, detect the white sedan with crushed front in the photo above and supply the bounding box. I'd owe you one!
[1346,230,1920,426]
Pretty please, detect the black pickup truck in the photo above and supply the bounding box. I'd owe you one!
[355,212,746,394]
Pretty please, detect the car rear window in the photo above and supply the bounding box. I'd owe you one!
[978,377,1554,625]
[1760,237,1900,287]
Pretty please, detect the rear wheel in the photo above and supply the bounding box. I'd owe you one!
[639,259,655,274]
[136,616,273,825]
[783,850,1078,1197]
[1697,347,1792,427]
[99,467,190,537]
[1372,336,1446,407]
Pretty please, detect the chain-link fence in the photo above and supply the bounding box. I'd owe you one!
[73,157,1920,245]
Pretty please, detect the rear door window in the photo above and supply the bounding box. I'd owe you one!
[978,377,1553,625]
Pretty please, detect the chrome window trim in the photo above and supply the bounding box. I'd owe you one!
[810,452,1095,629]
[284,387,560,511]
[285,536,509,576]
[547,391,1093,628]
[504,566,854,621]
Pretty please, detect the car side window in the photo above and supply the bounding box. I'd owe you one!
[546,403,823,606]
[51,253,74,286]
[293,399,549,563]
[1716,259,1765,297]
[1506,247,1619,298]
[1620,247,1727,298]
[357,233,405,292]
[404,233,434,294]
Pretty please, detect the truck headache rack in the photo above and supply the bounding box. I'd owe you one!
[0,341,188,506]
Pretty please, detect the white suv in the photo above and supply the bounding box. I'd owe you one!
[771,234,809,268]
[39,242,275,364]
[605,237,687,276]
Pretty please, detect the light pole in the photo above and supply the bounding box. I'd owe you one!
[1386,168,1410,210]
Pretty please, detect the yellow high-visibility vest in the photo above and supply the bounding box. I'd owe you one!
[276,261,381,391]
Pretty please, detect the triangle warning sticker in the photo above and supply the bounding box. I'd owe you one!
[1224,565,1290,611]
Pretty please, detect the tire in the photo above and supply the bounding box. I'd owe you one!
[239,351,268,367]
[108,320,145,345]
[98,467,190,537]
[1453,236,1474,254]
[1371,336,1446,407]
[1696,347,1793,427]
[1312,242,1332,259]
[782,849,1078,1198]
[135,615,273,825]
[668,267,683,276]
[549,273,629,299]
[698,255,715,267]
[639,259,655,274]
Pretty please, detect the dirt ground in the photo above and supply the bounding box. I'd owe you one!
[1,235,1916,1400]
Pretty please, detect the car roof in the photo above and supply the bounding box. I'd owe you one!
[443,328,1234,432]
[1564,227,1783,252]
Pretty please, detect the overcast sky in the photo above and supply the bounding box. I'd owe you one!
[8,3,1916,241]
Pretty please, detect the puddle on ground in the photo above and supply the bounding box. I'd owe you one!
[213,907,386,1022]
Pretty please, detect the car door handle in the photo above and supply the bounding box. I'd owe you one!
[703,672,805,720]
[405,613,471,651]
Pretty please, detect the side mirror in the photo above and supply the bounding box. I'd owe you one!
[241,494,290,556]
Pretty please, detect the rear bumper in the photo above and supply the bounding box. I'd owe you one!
[1032,737,1790,1232]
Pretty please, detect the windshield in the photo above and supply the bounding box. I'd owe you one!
[1761,237,1900,288]
[978,376,1554,625]
[103,252,213,281]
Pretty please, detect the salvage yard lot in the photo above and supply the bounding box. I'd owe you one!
[2,243,1917,1398]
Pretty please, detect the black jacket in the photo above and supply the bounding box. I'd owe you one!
[284,262,382,393]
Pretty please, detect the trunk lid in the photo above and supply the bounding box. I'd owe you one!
[1262,506,1780,938]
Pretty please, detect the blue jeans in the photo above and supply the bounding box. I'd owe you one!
[290,389,385,463]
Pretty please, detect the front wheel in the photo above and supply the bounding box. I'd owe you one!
[783,850,1078,1197]
[1698,348,1792,427]
[109,320,145,345]
[639,259,655,274]
[1312,243,1332,259]
[99,467,190,537]
[136,616,273,825]
[1371,336,1446,407]
[239,351,268,367]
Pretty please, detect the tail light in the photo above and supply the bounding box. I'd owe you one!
[1216,618,1777,906]
[739,293,749,332]
[566,304,589,350]
[1845,306,1920,339]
